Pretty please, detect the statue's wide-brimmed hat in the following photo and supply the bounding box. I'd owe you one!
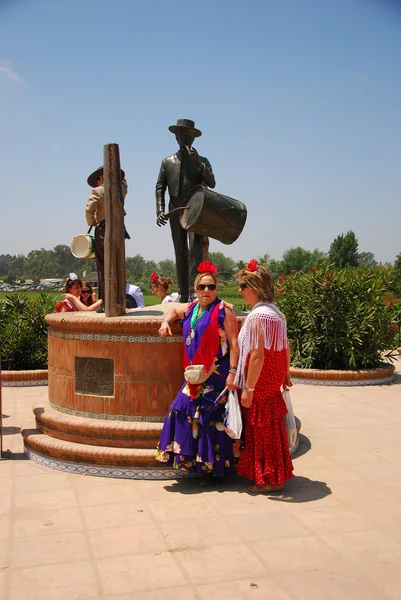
[87,166,126,188]
[168,118,202,138]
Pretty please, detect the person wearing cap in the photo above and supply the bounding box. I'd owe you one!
[155,119,215,302]
[85,166,128,302]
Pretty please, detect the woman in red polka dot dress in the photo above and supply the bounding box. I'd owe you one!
[235,259,294,493]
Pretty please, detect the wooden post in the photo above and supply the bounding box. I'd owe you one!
[104,143,126,317]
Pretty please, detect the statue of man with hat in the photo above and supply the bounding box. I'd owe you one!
[155,118,216,302]
[86,166,128,303]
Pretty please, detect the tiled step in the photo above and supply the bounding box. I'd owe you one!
[22,419,166,469]
[33,403,162,449]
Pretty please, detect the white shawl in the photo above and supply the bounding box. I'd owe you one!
[235,303,288,389]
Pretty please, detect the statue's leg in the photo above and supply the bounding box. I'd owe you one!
[189,233,207,295]
[169,211,189,300]
[94,223,105,301]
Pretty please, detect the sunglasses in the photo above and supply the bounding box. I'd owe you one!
[196,284,217,291]
[81,290,91,294]
[239,283,248,290]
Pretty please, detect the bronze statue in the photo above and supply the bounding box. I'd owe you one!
[156,119,215,302]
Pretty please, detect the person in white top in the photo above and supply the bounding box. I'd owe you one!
[150,272,179,304]
[125,273,145,309]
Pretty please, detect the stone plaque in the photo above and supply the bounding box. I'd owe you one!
[75,357,114,397]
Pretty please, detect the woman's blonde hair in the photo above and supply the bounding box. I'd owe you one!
[194,271,218,290]
[236,265,274,302]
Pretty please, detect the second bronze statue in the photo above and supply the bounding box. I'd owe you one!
[155,118,215,302]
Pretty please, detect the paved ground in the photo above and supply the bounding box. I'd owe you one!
[1,359,401,600]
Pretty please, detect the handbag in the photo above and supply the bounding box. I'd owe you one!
[224,389,243,439]
[184,363,215,385]
[282,390,298,453]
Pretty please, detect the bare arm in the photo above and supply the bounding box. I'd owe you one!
[241,331,265,408]
[65,294,102,312]
[158,303,189,337]
[224,307,239,391]
[283,343,293,391]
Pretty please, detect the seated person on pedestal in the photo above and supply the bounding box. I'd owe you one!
[126,273,145,309]
[150,272,179,304]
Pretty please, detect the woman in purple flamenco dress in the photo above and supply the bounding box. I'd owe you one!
[156,262,239,480]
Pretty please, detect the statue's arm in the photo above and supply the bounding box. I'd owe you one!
[156,161,167,214]
[85,188,100,226]
[200,157,216,189]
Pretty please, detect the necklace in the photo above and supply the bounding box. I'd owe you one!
[186,303,209,345]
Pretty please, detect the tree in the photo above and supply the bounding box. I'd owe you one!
[125,255,146,278]
[357,252,377,267]
[281,247,326,274]
[209,252,236,282]
[8,255,26,280]
[328,230,359,268]
[24,249,59,281]
[157,259,176,280]
[235,260,246,271]
[390,253,401,295]
[0,254,13,276]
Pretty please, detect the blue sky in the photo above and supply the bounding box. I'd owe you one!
[1,0,400,264]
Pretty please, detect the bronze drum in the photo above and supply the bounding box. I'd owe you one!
[180,186,247,245]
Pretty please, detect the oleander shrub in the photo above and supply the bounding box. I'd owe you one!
[0,293,54,370]
[275,266,397,370]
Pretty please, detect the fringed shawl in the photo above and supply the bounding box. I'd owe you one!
[235,303,288,389]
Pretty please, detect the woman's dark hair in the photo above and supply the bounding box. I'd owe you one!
[80,280,94,305]
[153,276,173,292]
[65,278,82,293]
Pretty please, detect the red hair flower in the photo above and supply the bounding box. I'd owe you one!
[247,259,259,272]
[198,261,217,274]
[150,272,159,283]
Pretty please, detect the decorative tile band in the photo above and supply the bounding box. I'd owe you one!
[49,401,165,422]
[2,380,48,388]
[292,375,395,387]
[25,448,189,480]
[49,331,182,343]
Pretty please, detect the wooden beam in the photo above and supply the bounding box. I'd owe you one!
[103,143,126,317]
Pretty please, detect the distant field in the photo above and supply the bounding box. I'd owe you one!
[0,290,244,309]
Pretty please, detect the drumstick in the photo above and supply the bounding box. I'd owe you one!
[164,206,189,218]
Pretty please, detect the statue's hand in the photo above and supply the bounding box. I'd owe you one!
[156,211,168,227]
[188,147,203,169]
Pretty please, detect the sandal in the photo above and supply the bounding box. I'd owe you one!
[248,484,284,494]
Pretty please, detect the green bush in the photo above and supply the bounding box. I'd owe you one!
[0,293,55,370]
[275,266,397,370]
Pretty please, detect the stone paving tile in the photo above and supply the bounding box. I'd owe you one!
[197,578,295,600]
[11,530,90,568]
[159,515,241,550]
[14,472,73,493]
[96,552,187,595]
[253,534,344,571]
[8,561,100,600]
[13,506,83,538]
[279,567,390,600]
[82,501,154,530]
[74,480,141,507]
[14,488,77,511]
[173,543,267,584]
[88,523,167,559]
[105,588,197,600]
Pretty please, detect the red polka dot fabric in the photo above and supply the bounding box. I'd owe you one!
[237,348,294,486]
